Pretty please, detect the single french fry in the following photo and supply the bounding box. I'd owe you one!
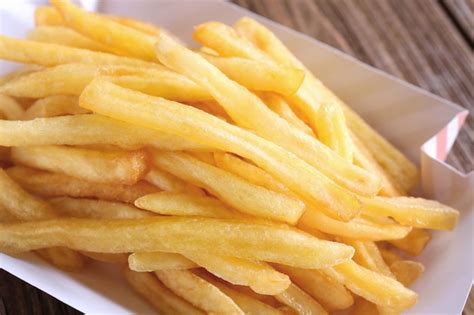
[323,260,417,310]
[150,151,304,224]
[0,114,207,151]
[156,30,380,200]
[388,228,431,256]
[135,192,242,219]
[197,271,285,315]
[0,216,354,269]
[23,96,88,119]
[80,79,362,222]
[124,269,205,315]
[260,93,315,136]
[0,35,155,68]
[275,283,328,315]
[129,252,199,271]
[0,169,84,270]
[49,197,153,219]
[214,152,290,194]
[0,94,24,120]
[390,260,424,287]
[200,53,304,96]
[275,264,354,312]
[12,145,149,185]
[341,239,393,278]
[184,253,290,295]
[145,168,204,196]
[27,26,125,55]
[364,196,459,230]
[6,166,158,204]
[52,0,157,61]
[298,210,411,241]
[206,19,354,161]
[155,269,244,314]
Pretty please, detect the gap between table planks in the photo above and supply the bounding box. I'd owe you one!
[1,0,473,314]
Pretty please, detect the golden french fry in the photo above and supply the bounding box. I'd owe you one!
[144,169,204,196]
[184,254,290,295]
[351,131,403,196]
[275,283,328,315]
[260,93,315,136]
[200,53,304,96]
[80,79,361,222]
[388,228,431,256]
[23,96,88,119]
[27,26,125,55]
[196,271,285,315]
[341,239,393,278]
[298,209,411,241]
[214,152,290,194]
[135,192,242,219]
[390,260,424,287]
[364,196,459,230]
[156,30,380,200]
[204,19,354,161]
[150,151,304,224]
[124,269,205,315]
[52,0,156,61]
[12,145,149,185]
[129,252,199,271]
[0,216,354,269]
[275,264,354,312]
[155,269,244,314]
[0,94,24,120]
[0,35,155,68]
[49,197,153,219]
[0,114,206,151]
[6,166,158,204]
[323,260,417,310]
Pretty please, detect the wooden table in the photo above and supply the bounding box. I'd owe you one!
[1,0,472,314]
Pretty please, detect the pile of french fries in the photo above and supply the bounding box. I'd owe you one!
[0,1,461,314]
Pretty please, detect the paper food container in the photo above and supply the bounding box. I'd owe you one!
[1,1,472,314]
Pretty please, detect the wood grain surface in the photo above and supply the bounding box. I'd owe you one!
[1,0,472,314]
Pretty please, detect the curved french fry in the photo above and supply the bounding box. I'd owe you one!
[80,79,361,222]
[0,216,354,269]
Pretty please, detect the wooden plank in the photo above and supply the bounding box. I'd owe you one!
[441,0,474,44]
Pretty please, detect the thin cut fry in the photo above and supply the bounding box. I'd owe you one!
[184,253,290,295]
[156,30,380,200]
[124,269,205,315]
[49,197,153,219]
[155,269,244,314]
[0,216,354,269]
[234,18,354,161]
[200,53,305,96]
[151,151,304,224]
[275,283,328,315]
[52,0,157,61]
[23,96,88,119]
[0,94,24,120]
[275,264,354,312]
[6,166,158,204]
[80,79,361,222]
[364,196,459,230]
[0,114,207,151]
[390,260,424,287]
[388,228,431,256]
[323,260,417,310]
[135,192,242,219]
[145,169,204,196]
[0,35,154,68]
[129,252,199,271]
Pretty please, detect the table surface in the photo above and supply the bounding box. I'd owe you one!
[1,0,473,314]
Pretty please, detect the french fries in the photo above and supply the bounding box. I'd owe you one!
[0,3,461,313]
[6,166,158,203]
[11,145,149,185]
[79,79,360,221]
[23,96,89,119]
